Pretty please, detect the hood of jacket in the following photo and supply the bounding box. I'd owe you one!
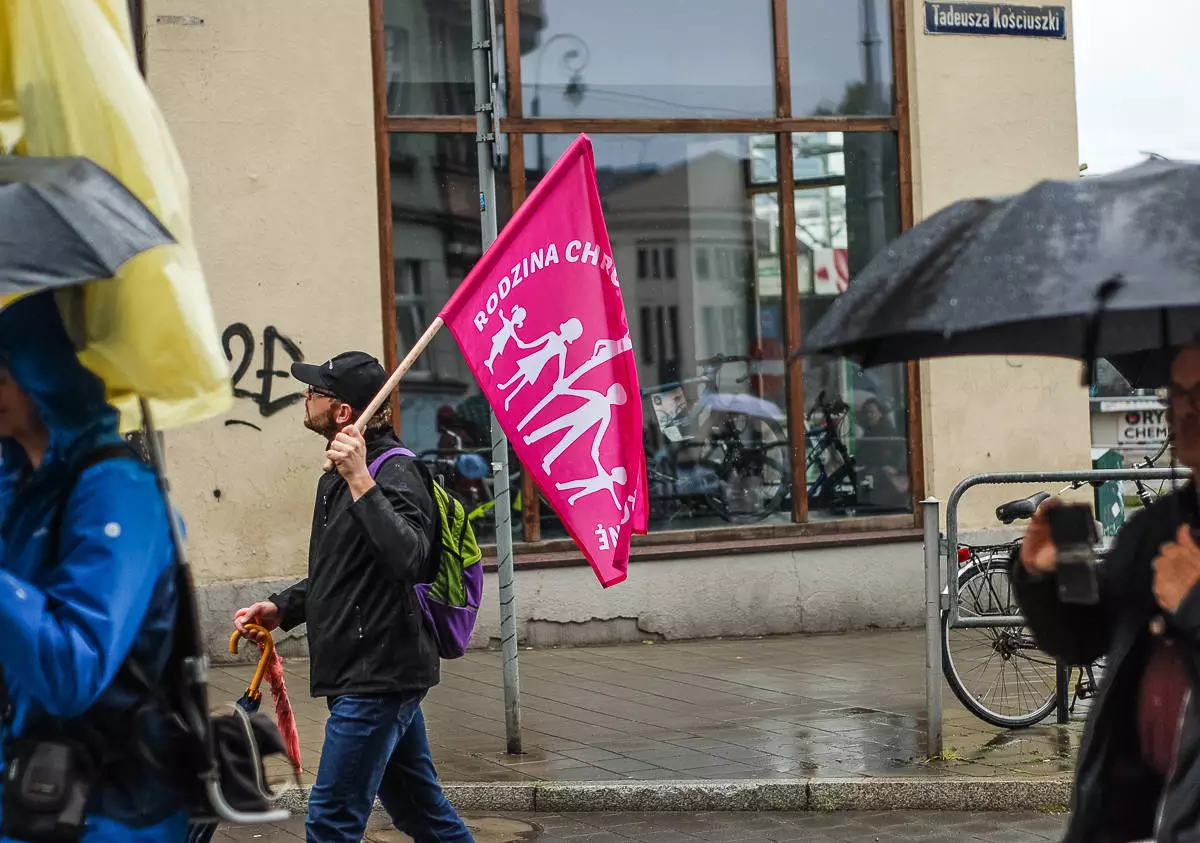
[0,292,123,505]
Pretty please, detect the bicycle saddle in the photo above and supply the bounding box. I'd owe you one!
[995,491,1051,524]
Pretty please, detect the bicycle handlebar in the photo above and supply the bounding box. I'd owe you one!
[1045,441,1176,512]
[1143,438,1171,468]
[806,390,849,422]
[696,353,755,367]
[1055,440,1171,494]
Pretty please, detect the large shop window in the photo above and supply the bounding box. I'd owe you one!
[378,0,911,547]
[791,131,909,517]
[525,134,791,535]
[387,133,525,544]
[520,0,776,120]
[787,0,894,117]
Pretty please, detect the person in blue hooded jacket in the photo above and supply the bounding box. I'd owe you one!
[0,292,189,842]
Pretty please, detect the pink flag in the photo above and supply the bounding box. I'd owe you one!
[440,134,648,587]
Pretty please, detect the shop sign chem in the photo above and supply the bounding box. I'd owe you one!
[1117,408,1170,446]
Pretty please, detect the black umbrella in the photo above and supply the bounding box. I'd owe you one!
[0,155,175,294]
[1101,349,1175,390]
[797,157,1200,386]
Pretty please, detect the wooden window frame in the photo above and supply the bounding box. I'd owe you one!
[369,0,923,551]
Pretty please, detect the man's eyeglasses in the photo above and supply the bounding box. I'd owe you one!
[1169,382,1200,413]
[304,385,340,401]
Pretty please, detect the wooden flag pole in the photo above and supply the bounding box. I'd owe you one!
[321,316,443,472]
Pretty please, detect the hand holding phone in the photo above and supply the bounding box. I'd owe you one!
[1047,503,1100,605]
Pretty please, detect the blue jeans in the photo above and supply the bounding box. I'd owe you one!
[307,693,474,843]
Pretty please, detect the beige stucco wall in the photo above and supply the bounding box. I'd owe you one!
[144,1,382,584]
[906,0,1093,529]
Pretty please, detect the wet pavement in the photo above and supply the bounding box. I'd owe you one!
[215,810,1069,842]
[210,629,1084,787]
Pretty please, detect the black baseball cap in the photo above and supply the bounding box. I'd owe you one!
[291,351,387,410]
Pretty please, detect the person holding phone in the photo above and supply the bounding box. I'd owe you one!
[1012,345,1200,843]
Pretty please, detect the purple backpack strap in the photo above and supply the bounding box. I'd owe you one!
[368,447,415,478]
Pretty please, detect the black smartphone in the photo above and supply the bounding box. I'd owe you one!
[1047,503,1100,605]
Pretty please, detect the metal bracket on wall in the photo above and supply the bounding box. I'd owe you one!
[938,533,951,610]
[472,39,492,49]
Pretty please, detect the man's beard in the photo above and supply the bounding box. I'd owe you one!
[304,404,339,440]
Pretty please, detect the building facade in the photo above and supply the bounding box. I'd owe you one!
[142,0,1090,657]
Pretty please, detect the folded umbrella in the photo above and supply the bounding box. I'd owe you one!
[229,625,302,780]
[187,626,303,843]
[796,157,1200,387]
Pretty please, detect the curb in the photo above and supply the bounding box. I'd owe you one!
[275,776,1073,815]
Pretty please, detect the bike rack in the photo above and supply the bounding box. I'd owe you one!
[923,466,1191,758]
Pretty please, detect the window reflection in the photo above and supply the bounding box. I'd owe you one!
[383,0,504,115]
[388,133,524,543]
[793,131,910,516]
[788,0,893,117]
[521,0,775,122]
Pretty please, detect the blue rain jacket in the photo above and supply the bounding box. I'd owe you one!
[0,294,188,841]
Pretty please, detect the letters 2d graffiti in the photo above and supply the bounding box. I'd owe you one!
[222,323,304,431]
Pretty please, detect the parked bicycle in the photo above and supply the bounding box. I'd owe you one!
[642,354,790,524]
[942,441,1171,728]
[805,391,858,516]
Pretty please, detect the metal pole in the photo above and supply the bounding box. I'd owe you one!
[859,0,887,254]
[922,498,943,759]
[470,0,523,758]
[1055,661,1070,724]
[471,0,522,755]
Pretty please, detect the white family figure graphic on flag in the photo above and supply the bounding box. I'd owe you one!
[518,335,633,432]
[556,465,628,507]
[487,307,636,507]
[497,318,584,410]
[524,382,628,474]
[485,305,528,373]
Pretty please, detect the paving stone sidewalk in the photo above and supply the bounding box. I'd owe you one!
[214,810,1069,842]
[210,628,1082,788]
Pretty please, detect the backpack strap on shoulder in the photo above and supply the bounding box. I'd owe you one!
[367,446,415,479]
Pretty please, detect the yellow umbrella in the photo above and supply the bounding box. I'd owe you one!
[0,0,231,432]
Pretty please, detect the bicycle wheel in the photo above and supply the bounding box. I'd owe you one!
[942,553,1058,728]
[703,416,790,522]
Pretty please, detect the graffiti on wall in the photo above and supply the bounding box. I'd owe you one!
[222,323,304,431]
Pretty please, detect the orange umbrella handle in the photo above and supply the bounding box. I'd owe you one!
[230,623,275,699]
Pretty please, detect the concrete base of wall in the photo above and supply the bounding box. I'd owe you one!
[200,539,924,664]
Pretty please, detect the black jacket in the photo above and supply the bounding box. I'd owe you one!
[1012,484,1200,843]
[270,431,440,697]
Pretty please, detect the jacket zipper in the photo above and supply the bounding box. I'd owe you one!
[1154,684,1192,839]
[355,604,364,639]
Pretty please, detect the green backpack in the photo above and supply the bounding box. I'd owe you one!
[368,447,483,658]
